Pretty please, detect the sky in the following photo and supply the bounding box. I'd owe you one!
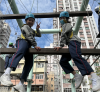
[0,0,99,48]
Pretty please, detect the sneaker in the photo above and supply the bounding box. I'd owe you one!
[10,87,15,92]
[13,84,25,92]
[92,76,100,91]
[74,74,84,89]
[0,74,13,86]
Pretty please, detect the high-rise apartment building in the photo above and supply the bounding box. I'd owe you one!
[0,11,11,86]
[0,11,11,60]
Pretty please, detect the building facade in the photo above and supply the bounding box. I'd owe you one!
[0,11,11,61]
[0,11,11,48]
[0,11,11,88]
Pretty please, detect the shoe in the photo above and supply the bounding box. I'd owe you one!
[10,87,15,92]
[13,84,25,92]
[74,74,84,89]
[92,76,100,91]
[0,74,13,86]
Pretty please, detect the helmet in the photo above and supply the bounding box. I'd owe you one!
[25,13,35,20]
[59,11,69,18]
[9,43,13,46]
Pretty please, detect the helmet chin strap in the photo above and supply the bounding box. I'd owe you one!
[63,19,67,23]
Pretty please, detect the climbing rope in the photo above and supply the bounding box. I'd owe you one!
[19,0,29,12]
[4,0,17,45]
[37,0,38,23]
[30,0,35,13]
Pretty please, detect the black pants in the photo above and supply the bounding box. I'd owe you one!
[59,40,94,76]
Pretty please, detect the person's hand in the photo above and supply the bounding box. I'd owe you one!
[54,47,62,51]
[36,22,41,29]
[35,46,41,51]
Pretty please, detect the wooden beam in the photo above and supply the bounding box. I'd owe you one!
[0,11,92,19]
[0,48,100,55]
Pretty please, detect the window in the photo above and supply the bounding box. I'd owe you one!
[74,3,77,6]
[83,18,87,21]
[36,74,39,79]
[94,62,99,66]
[88,37,92,40]
[66,7,69,10]
[80,37,85,40]
[79,32,83,35]
[51,84,53,87]
[58,1,62,3]
[65,0,68,3]
[40,74,43,79]
[86,32,91,35]
[85,27,89,30]
[51,78,53,81]
[54,78,57,82]
[82,43,86,46]
[59,4,63,6]
[79,27,83,30]
[36,63,44,68]
[72,18,75,21]
[74,7,78,9]
[66,4,69,6]
[84,22,88,25]
[63,79,69,83]
[53,65,57,69]
[54,55,57,59]
[89,42,94,46]
[59,7,63,10]
[36,74,43,79]
[73,23,75,26]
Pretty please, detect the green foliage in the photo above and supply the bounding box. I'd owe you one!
[95,67,100,76]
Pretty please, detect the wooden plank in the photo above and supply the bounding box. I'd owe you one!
[0,11,92,20]
[0,48,100,55]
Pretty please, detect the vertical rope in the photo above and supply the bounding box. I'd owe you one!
[37,0,38,23]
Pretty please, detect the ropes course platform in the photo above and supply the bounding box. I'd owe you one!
[0,48,100,55]
[0,11,92,19]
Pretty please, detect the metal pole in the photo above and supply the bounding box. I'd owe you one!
[34,29,61,34]
[8,0,23,29]
[69,60,76,92]
[74,0,89,35]
[0,11,92,19]
[8,1,61,34]
[27,55,38,92]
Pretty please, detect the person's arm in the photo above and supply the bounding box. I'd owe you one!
[21,25,37,47]
[34,28,41,37]
[60,36,66,47]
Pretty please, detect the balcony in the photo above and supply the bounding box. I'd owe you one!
[0,38,8,44]
[0,41,6,47]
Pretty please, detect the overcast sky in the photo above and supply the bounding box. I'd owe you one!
[0,0,99,48]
